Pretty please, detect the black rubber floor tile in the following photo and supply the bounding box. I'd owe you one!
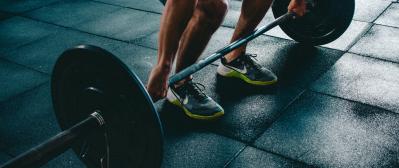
[201,27,235,61]
[349,25,399,63]
[0,0,61,14]
[0,17,63,54]
[110,43,162,85]
[23,0,121,27]
[375,3,399,28]
[156,98,244,167]
[221,1,242,28]
[72,8,161,43]
[160,130,245,168]
[95,0,164,14]
[42,149,86,168]
[164,65,305,143]
[353,0,392,22]
[0,28,128,75]
[227,146,312,168]
[321,21,372,51]
[310,53,399,113]
[0,83,56,155]
[222,1,280,30]
[0,83,86,167]
[0,151,12,166]
[0,60,50,103]
[0,12,14,21]
[131,31,159,50]
[245,36,345,88]
[254,91,399,167]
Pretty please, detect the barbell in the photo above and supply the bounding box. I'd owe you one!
[0,0,354,167]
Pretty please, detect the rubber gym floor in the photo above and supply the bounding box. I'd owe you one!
[1,0,399,167]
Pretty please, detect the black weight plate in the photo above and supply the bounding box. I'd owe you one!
[272,0,355,45]
[51,45,163,168]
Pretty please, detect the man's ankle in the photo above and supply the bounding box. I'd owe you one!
[224,51,244,63]
[174,77,192,88]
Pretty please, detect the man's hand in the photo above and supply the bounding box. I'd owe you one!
[146,65,170,102]
[288,0,306,18]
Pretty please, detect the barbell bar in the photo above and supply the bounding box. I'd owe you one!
[0,0,355,166]
[0,112,105,168]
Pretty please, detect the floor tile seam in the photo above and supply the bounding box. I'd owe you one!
[304,59,399,115]
[303,51,347,91]
[344,22,374,52]
[0,81,50,107]
[90,0,163,15]
[249,89,307,144]
[4,9,161,53]
[220,24,235,29]
[0,57,52,77]
[222,145,247,168]
[201,116,314,167]
[202,128,249,144]
[260,33,352,53]
[0,21,65,66]
[130,30,160,50]
[371,2,393,23]
[0,149,15,159]
[192,129,256,164]
[246,144,316,167]
[0,30,53,57]
[195,129,312,167]
[346,50,399,65]
[2,0,63,15]
[351,19,372,23]
[373,23,399,29]
[298,53,399,115]
[306,89,399,116]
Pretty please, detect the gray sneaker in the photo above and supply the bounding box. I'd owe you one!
[217,52,277,85]
[166,80,224,120]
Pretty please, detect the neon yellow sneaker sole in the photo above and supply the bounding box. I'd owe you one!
[169,99,224,120]
[218,71,277,85]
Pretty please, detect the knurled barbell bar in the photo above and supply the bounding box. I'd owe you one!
[0,1,354,167]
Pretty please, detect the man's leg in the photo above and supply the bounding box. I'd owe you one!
[217,0,278,86]
[146,0,197,102]
[224,0,274,62]
[166,0,230,120]
[174,0,230,87]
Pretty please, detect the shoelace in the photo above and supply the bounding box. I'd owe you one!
[242,53,262,70]
[178,81,207,103]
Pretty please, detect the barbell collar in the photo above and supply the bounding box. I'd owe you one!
[168,11,296,86]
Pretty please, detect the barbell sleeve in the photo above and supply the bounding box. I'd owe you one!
[0,112,105,168]
[168,11,296,86]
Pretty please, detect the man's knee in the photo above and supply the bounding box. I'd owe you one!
[197,0,229,30]
[209,0,229,16]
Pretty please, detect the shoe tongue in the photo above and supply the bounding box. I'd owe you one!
[185,81,207,101]
[242,54,262,70]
